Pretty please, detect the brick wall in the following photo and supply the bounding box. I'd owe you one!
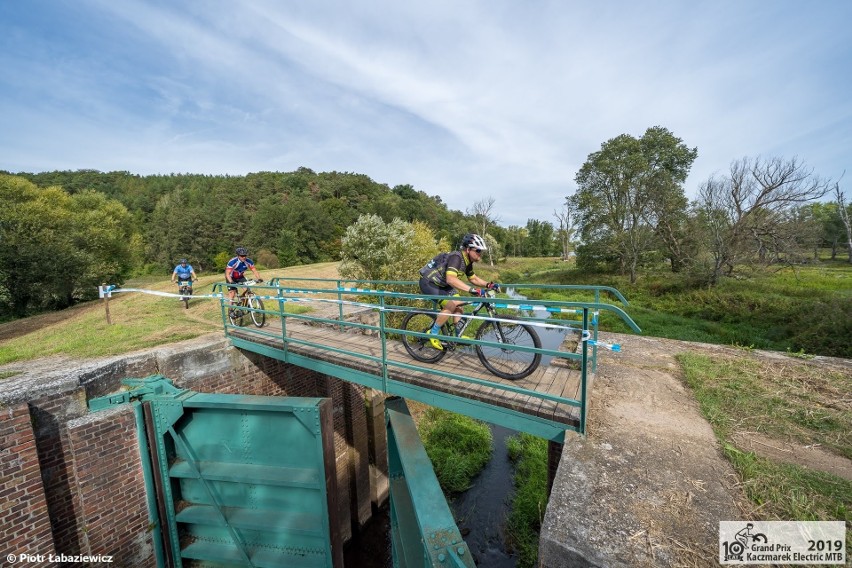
[0,337,388,565]
[67,405,153,567]
[28,388,89,557]
[0,402,55,566]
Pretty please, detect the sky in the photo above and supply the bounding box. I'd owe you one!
[1,1,850,226]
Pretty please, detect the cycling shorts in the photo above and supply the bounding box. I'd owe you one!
[228,275,248,292]
[419,277,460,307]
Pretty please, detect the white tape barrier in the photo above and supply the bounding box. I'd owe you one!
[99,285,224,300]
[97,284,622,351]
[338,287,600,318]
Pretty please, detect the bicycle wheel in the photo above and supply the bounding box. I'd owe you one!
[475,317,542,380]
[181,287,189,309]
[401,311,448,364]
[228,303,245,327]
[248,296,266,327]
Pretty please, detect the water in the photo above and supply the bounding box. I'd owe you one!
[343,503,392,567]
[451,424,518,567]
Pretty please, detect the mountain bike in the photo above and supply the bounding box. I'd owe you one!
[401,291,542,380]
[227,280,266,327]
[176,279,194,309]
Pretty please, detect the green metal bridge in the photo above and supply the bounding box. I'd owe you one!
[90,278,639,567]
[221,277,640,441]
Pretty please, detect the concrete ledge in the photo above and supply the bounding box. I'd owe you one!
[539,333,744,567]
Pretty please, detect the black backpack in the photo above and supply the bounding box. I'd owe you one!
[419,252,449,277]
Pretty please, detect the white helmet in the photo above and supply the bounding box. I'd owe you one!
[461,233,487,251]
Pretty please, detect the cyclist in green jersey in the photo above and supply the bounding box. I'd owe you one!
[418,233,500,349]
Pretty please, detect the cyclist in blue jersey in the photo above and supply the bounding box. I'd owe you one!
[171,259,197,287]
[418,233,499,350]
[225,246,262,307]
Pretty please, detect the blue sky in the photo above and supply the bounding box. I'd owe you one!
[1,1,849,225]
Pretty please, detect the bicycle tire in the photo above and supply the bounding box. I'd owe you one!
[401,311,448,364]
[475,316,542,380]
[248,296,266,327]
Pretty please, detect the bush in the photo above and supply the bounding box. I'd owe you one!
[418,408,492,494]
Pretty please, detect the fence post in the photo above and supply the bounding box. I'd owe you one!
[101,282,112,325]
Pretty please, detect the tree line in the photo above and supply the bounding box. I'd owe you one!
[2,126,848,317]
[0,168,566,318]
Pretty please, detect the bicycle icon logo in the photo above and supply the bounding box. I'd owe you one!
[722,523,769,561]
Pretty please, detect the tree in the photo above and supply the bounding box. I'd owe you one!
[571,127,697,282]
[505,226,528,257]
[696,156,830,284]
[525,219,555,257]
[466,197,500,266]
[834,182,852,264]
[0,175,135,315]
[806,201,847,259]
[339,215,443,282]
[553,201,575,260]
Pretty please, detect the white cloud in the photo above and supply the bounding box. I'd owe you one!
[1,0,849,224]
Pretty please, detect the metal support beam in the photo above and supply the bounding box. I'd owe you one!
[386,398,476,568]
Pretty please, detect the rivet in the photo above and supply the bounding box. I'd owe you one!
[438,553,446,563]
[457,547,465,555]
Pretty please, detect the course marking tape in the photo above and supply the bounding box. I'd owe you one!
[97,284,620,350]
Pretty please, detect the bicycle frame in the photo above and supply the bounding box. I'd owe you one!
[438,293,501,345]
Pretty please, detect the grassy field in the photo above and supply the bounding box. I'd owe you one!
[486,256,852,358]
[678,352,851,550]
[0,262,337,365]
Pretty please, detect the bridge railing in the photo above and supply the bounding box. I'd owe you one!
[213,278,640,437]
[265,277,631,372]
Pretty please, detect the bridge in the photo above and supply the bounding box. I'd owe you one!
[88,277,641,567]
[217,278,640,443]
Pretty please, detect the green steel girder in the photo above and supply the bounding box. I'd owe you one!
[230,337,569,442]
[88,374,188,411]
[386,398,476,568]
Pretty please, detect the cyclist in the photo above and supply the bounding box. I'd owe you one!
[418,233,500,349]
[225,246,262,312]
[171,258,197,297]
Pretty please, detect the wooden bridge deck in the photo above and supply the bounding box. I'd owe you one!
[230,315,587,431]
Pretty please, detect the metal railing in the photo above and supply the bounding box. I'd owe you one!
[213,278,640,438]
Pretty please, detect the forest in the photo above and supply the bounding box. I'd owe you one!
[1,127,849,321]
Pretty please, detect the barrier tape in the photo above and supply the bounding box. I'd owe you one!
[97,284,621,351]
[337,287,599,321]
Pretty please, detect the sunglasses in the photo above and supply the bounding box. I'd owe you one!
[238,255,247,258]
[472,248,483,254]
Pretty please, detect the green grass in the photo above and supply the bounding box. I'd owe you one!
[417,407,493,494]
[676,352,851,547]
[0,271,313,366]
[677,352,851,459]
[500,257,852,358]
[505,433,549,568]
